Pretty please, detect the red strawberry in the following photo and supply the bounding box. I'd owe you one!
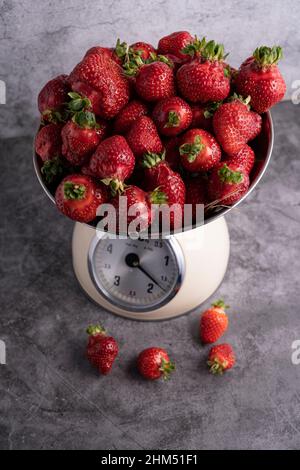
[207,343,236,374]
[223,145,255,174]
[145,157,186,230]
[158,31,193,61]
[236,46,286,113]
[190,102,221,131]
[68,53,129,119]
[200,300,229,344]
[163,53,185,71]
[249,111,262,141]
[164,136,181,170]
[213,95,260,156]
[55,174,108,223]
[152,97,192,137]
[111,185,152,233]
[130,42,156,60]
[137,347,175,380]
[179,128,221,172]
[126,116,163,160]
[177,40,230,103]
[208,162,250,206]
[35,123,62,162]
[135,62,175,102]
[141,151,174,190]
[86,325,118,375]
[61,115,106,166]
[84,46,122,66]
[185,176,207,221]
[38,75,69,123]
[113,100,148,134]
[89,135,135,193]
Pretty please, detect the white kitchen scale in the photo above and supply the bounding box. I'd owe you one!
[34,112,273,321]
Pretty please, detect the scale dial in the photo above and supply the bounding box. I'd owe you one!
[88,236,185,312]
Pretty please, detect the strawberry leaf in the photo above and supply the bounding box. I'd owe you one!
[179,135,204,163]
[218,164,243,184]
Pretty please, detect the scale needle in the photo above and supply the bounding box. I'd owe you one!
[125,253,167,292]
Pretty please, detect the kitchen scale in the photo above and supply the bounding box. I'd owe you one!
[34,112,273,320]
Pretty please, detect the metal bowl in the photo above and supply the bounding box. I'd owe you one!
[33,111,273,230]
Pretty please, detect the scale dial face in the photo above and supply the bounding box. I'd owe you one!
[88,236,185,312]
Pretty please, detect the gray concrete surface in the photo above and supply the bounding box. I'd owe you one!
[0,101,300,450]
[0,0,299,138]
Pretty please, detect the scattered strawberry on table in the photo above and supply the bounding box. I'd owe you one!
[137,347,175,380]
[200,299,229,344]
[35,32,286,228]
[86,324,119,375]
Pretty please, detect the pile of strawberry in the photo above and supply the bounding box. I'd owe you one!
[35,32,286,229]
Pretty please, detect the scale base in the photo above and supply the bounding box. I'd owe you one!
[72,217,230,321]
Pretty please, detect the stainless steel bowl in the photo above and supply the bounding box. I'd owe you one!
[33,111,273,229]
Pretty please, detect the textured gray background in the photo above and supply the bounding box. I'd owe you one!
[0,102,300,450]
[0,0,299,138]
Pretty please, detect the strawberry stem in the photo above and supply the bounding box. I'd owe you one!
[218,164,243,184]
[181,35,206,57]
[141,150,166,169]
[253,45,283,67]
[164,111,180,128]
[67,92,91,113]
[149,187,168,205]
[179,135,204,163]
[201,39,227,61]
[41,157,64,184]
[64,181,86,200]
[212,299,230,309]
[86,324,106,336]
[159,357,175,380]
[207,358,228,375]
[72,110,99,129]
[101,178,125,196]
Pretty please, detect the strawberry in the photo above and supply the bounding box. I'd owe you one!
[223,145,255,174]
[152,97,192,137]
[89,135,135,193]
[38,74,69,123]
[179,128,221,172]
[164,136,181,170]
[113,100,148,134]
[200,300,229,344]
[249,111,262,141]
[86,325,118,375]
[190,102,221,131]
[61,113,106,166]
[177,40,230,103]
[236,46,286,113]
[137,347,175,380]
[130,42,156,60]
[68,52,130,119]
[213,95,260,156]
[126,116,163,160]
[185,176,207,221]
[55,174,108,223]
[208,162,250,206]
[84,46,122,66]
[111,185,152,233]
[145,156,186,230]
[158,31,194,61]
[207,343,235,374]
[135,62,175,102]
[35,123,62,162]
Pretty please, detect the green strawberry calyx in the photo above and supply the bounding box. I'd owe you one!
[207,357,228,375]
[181,35,206,57]
[72,110,99,129]
[86,324,106,336]
[41,156,64,184]
[149,187,168,205]
[141,150,166,169]
[212,299,230,309]
[179,135,205,163]
[67,92,99,129]
[101,178,125,196]
[203,101,223,119]
[159,357,175,380]
[253,45,283,68]
[67,92,91,113]
[147,52,173,68]
[41,109,68,125]
[115,38,145,76]
[164,111,180,128]
[228,93,251,109]
[64,181,86,200]
[201,39,228,62]
[218,164,244,184]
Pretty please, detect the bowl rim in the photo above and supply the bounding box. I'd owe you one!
[33,110,274,230]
